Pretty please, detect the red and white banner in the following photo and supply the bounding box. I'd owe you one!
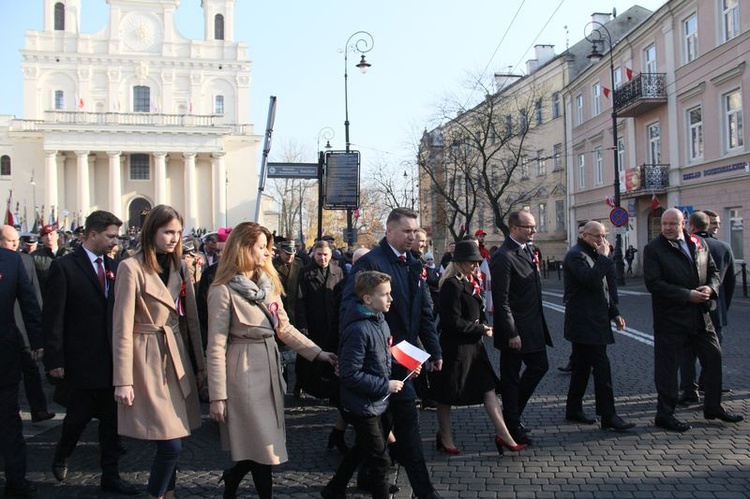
[390,340,430,371]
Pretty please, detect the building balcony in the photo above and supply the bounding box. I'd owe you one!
[614,73,667,117]
[622,163,669,197]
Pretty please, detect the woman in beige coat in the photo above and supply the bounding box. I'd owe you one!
[207,222,337,499]
[113,205,205,499]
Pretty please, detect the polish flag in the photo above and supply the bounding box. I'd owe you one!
[626,67,634,80]
[650,193,660,212]
[390,340,430,371]
[605,195,616,208]
[602,87,611,99]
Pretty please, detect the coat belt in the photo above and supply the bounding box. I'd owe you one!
[133,323,192,400]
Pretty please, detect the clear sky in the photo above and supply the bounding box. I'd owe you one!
[0,0,668,175]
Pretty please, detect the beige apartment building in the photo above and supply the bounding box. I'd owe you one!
[566,0,748,271]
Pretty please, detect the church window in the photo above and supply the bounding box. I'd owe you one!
[0,156,10,176]
[133,86,150,113]
[54,2,65,31]
[215,14,225,40]
[129,154,150,180]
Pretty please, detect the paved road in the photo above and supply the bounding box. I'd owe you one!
[9,276,750,498]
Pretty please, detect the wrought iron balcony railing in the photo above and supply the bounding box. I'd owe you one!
[624,163,669,194]
[614,73,667,117]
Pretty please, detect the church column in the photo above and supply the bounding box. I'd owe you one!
[107,151,122,221]
[153,152,167,205]
[75,150,90,215]
[211,152,226,228]
[44,150,58,215]
[183,152,197,231]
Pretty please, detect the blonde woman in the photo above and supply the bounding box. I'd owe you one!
[430,241,526,455]
[113,205,205,499]
[206,222,337,499]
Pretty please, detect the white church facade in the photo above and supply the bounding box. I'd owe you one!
[1,0,261,232]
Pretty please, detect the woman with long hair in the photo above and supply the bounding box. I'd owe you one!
[430,241,526,456]
[113,205,205,499]
[206,222,337,498]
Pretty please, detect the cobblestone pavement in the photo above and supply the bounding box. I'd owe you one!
[7,278,750,498]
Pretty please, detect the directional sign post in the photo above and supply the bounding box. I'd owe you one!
[266,163,319,179]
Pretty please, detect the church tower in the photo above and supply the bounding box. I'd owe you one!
[43,0,80,34]
[202,0,235,42]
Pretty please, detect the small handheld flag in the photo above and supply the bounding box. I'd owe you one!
[391,340,430,371]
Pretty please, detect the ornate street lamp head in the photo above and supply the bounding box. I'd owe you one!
[356,54,371,73]
[587,43,604,63]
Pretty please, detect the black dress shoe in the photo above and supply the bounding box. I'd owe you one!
[3,479,37,498]
[721,387,733,394]
[677,391,700,406]
[705,410,744,423]
[51,458,68,482]
[31,411,55,423]
[654,417,691,432]
[601,415,636,432]
[566,411,597,425]
[510,430,533,446]
[100,477,139,496]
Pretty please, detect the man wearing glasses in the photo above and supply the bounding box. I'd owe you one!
[562,221,635,431]
[490,210,552,445]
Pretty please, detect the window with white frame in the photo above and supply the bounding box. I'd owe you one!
[684,14,698,62]
[551,93,561,119]
[556,199,565,231]
[536,149,546,176]
[129,154,150,180]
[687,105,703,161]
[592,82,601,116]
[553,143,563,171]
[575,94,583,125]
[577,153,585,189]
[537,203,547,232]
[724,89,744,150]
[594,147,604,185]
[647,123,662,164]
[520,155,529,178]
[722,0,740,42]
[534,99,543,125]
[644,44,657,73]
[54,90,64,110]
[617,137,625,174]
[614,67,623,88]
[133,86,150,113]
[214,95,225,115]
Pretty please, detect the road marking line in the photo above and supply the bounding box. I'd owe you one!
[543,301,654,347]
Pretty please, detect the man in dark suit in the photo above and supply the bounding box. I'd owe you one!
[679,211,737,404]
[43,211,138,495]
[490,210,552,445]
[562,221,634,431]
[341,207,443,499]
[644,208,742,432]
[0,246,44,498]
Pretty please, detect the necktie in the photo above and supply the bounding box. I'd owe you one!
[398,255,406,263]
[524,245,534,263]
[95,257,106,293]
[678,239,693,261]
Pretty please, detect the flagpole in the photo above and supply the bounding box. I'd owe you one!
[381,368,418,402]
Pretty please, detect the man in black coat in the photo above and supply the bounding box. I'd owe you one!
[490,210,552,445]
[0,247,44,498]
[341,207,442,499]
[562,221,634,431]
[43,211,138,495]
[31,224,71,288]
[644,208,742,432]
[679,211,737,404]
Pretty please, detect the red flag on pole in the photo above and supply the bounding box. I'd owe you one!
[626,67,634,80]
[4,190,15,226]
[605,195,616,208]
[603,87,611,99]
[650,193,660,212]
[390,340,430,371]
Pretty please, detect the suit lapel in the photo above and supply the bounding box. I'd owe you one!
[73,247,105,296]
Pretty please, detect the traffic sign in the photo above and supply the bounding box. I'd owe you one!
[609,206,629,228]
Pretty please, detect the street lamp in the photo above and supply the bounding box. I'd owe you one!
[316,127,335,240]
[586,21,626,286]
[342,31,373,248]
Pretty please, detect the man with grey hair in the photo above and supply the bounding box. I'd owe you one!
[644,208,742,432]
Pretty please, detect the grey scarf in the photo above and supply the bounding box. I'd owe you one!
[227,273,272,304]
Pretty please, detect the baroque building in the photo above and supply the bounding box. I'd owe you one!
[0,0,261,231]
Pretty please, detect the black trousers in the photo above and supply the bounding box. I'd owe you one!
[54,386,120,478]
[328,413,390,498]
[20,349,48,414]
[500,349,549,428]
[680,325,723,391]
[566,343,615,418]
[655,330,722,419]
[0,382,27,485]
[386,399,434,498]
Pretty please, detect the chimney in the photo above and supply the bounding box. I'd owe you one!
[526,59,539,74]
[591,12,612,26]
[534,44,556,66]
[493,72,523,92]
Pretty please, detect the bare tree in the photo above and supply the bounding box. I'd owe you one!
[268,138,317,240]
[367,159,418,212]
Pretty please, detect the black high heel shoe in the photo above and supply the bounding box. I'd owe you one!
[219,468,242,499]
[327,428,350,454]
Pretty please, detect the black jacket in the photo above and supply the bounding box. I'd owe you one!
[643,232,719,335]
[296,262,344,347]
[563,239,619,345]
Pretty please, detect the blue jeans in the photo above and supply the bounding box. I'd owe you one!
[147,438,182,497]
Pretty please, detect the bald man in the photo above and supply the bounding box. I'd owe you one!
[562,221,634,431]
[643,208,742,432]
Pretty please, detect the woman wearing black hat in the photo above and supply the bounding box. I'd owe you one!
[430,240,526,455]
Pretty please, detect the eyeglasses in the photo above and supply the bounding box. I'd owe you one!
[516,225,537,230]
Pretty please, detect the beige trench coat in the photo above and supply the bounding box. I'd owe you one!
[206,282,322,465]
[113,255,205,440]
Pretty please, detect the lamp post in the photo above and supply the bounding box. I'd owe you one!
[587,21,626,285]
[316,127,334,241]
[342,31,373,248]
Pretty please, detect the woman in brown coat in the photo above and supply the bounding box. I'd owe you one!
[206,222,337,499]
[113,205,205,499]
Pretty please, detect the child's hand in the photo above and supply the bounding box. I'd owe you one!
[388,380,404,393]
[412,364,423,377]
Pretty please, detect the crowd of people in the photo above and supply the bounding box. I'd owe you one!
[0,203,743,498]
